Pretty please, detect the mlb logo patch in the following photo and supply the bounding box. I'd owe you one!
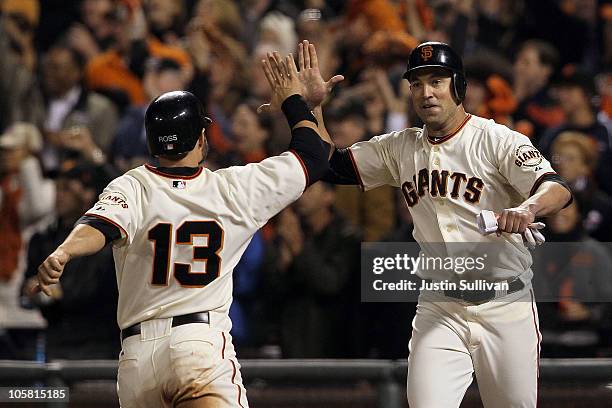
[172,180,187,189]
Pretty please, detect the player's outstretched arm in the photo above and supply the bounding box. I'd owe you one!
[35,224,106,296]
[498,181,572,234]
[260,51,331,185]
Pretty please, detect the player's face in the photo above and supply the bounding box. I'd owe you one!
[409,68,457,130]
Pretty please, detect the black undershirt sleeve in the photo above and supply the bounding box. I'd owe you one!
[322,148,360,185]
[76,215,122,246]
[531,173,573,208]
[288,127,331,186]
[280,94,329,186]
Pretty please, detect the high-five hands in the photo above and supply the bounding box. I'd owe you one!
[259,51,304,112]
[296,40,344,107]
[258,40,344,113]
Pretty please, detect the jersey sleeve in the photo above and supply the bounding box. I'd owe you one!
[83,175,140,246]
[219,151,307,228]
[348,131,402,191]
[494,126,557,199]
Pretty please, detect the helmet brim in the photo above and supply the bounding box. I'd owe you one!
[403,65,456,80]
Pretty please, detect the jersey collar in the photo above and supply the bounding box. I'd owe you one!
[426,114,472,145]
[144,163,203,179]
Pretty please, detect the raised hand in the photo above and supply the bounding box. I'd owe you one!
[297,40,344,107]
[258,51,304,113]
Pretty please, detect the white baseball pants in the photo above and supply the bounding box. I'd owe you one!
[117,318,248,407]
[407,287,541,408]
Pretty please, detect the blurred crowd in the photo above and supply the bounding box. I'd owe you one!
[1,0,612,362]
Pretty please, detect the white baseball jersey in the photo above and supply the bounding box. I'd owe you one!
[350,114,557,281]
[84,152,306,330]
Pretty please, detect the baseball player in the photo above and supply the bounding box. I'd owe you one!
[34,54,331,407]
[299,41,572,407]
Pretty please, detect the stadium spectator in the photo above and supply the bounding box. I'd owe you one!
[603,3,612,68]
[551,131,612,242]
[338,0,406,84]
[228,102,272,165]
[245,41,293,155]
[85,1,191,108]
[471,0,524,56]
[263,183,361,358]
[358,190,417,359]
[184,8,248,155]
[0,123,54,284]
[532,201,612,357]
[21,164,118,360]
[539,68,612,196]
[66,0,124,62]
[0,0,45,130]
[230,230,266,351]
[295,8,340,82]
[0,124,54,348]
[463,51,517,127]
[596,71,612,139]
[326,97,395,241]
[512,39,564,142]
[386,189,416,243]
[143,0,187,45]
[520,0,595,68]
[41,42,118,171]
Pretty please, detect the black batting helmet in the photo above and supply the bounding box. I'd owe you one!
[145,91,212,156]
[403,42,467,102]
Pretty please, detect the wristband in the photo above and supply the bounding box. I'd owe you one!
[477,210,498,235]
[281,94,318,128]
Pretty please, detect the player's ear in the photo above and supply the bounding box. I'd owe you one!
[200,131,209,161]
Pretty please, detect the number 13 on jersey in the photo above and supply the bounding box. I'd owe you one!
[148,221,224,287]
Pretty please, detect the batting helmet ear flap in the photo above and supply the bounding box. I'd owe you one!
[453,72,467,102]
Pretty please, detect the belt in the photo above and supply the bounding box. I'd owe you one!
[121,311,210,342]
[424,278,525,304]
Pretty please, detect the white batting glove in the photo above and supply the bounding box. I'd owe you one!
[476,210,498,235]
[522,222,546,250]
[477,210,546,250]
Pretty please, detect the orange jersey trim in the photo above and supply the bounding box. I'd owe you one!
[530,289,541,383]
[144,164,203,180]
[347,148,365,192]
[83,212,129,241]
[427,114,472,145]
[289,150,309,188]
[529,172,556,197]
